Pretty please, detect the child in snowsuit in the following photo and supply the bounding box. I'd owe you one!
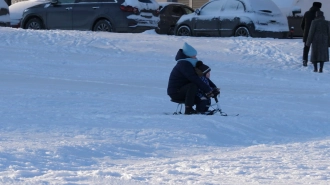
[195,61,220,113]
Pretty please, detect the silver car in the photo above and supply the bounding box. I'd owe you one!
[175,0,289,38]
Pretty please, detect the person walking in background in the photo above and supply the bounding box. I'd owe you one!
[306,11,330,73]
[301,2,322,67]
[167,42,214,115]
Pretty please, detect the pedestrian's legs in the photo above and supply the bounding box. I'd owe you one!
[319,62,324,73]
[313,62,318,72]
[303,43,310,66]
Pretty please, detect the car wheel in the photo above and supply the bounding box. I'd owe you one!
[235,27,250,37]
[25,18,43,30]
[93,20,113,32]
[176,25,191,36]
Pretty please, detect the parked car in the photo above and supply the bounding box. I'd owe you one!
[9,0,48,28]
[0,0,10,27]
[155,2,193,35]
[287,8,302,37]
[20,0,159,33]
[175,0,289,38]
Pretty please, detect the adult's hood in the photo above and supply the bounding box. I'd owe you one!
[9,0,48,20]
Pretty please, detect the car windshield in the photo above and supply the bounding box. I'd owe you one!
[248,0,282,14]
[124,0,159,10]
[138,0,152,3]
[200,0,224,15]
[183,7,193,14]
[222,0,244,12]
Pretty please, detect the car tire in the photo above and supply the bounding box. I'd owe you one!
[25,18,43,30]
[235,27,250,37]
[176,25,191,36]
[93,19,113,32]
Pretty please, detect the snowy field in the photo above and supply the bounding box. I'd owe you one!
[1,27,330,185]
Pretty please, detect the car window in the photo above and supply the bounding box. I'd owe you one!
[200,0,223,15]
[222,0,244,12]
[78,0,100,2]
[171,6,184,16]
[58,0,75,3]
[183,7,193,14]
[138,0,152,3]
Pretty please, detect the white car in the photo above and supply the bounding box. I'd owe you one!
[272,0,330,37]
[9,0,48,28]
[175,0,289,38]
[0,0,10,27]
[272,0,329,18]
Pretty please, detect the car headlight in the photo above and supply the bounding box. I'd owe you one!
[23,9,29,13]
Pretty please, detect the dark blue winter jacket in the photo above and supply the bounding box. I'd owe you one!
[167,49,213,95]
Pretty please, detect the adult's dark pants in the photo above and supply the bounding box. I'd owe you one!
[313,62,324,70]
[303,43,310,61]
[169,83,198,107]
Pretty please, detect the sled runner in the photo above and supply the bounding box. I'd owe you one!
[170,99,185,115]
[170,95,239,116]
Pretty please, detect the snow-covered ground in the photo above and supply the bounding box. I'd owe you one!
[1,27,330,185]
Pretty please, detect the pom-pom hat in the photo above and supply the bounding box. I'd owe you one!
[198,63,211,74]
[182,42,197,57]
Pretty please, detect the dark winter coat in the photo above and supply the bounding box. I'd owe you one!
[167,49,213,96]
[301,6,320,42]
[306,17,330,63]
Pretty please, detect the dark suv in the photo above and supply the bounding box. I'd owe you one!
[156,2,194,35]
[20,0,160,33]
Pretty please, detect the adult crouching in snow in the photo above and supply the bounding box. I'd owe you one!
[167,42,214,115]
[306,11,330,73]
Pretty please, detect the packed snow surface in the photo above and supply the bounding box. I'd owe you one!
[0,27,330,185]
